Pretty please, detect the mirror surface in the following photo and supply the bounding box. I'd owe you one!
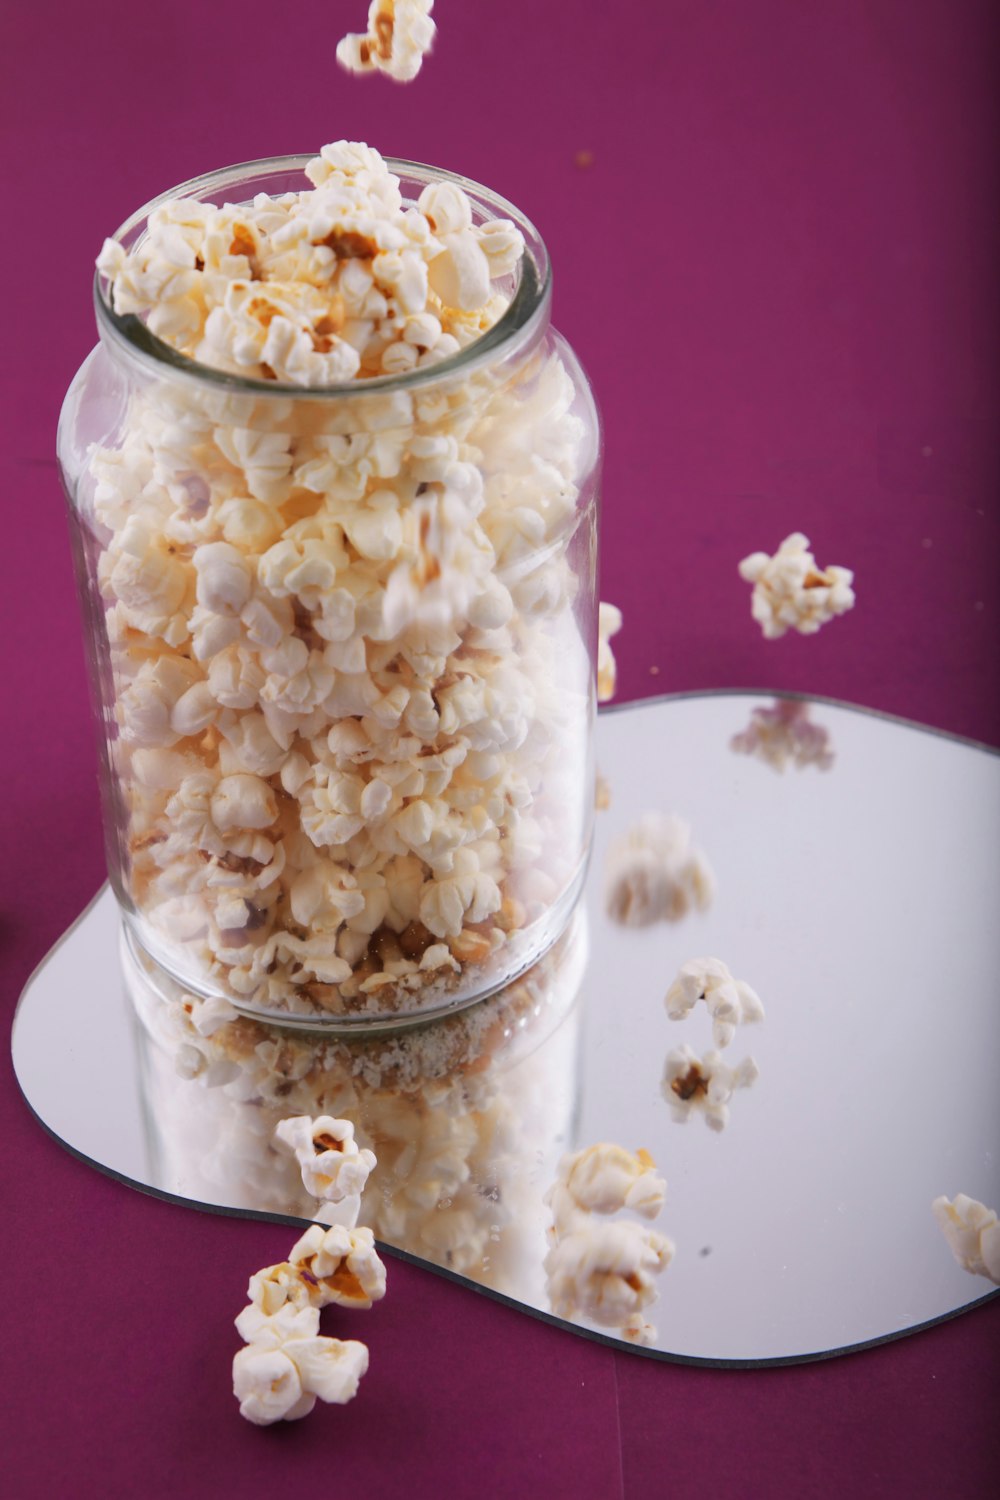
[14,694,999,1363]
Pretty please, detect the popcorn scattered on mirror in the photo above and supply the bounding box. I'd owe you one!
[730,698,834,773]
[738,533,855,639]
[665,957,764,1049]
[275,1114,376,1218]
[337,2,436,82]
[931,1194,1000,1285]
[661,1044,759,1132]
[604,813,714,928]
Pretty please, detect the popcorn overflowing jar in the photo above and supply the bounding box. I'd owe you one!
[57,143,600,1028]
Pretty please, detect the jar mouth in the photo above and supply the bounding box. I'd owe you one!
[94,153,552,399]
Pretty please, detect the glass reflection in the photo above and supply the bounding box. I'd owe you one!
[730,697,834,772]
[129,911,586,1298]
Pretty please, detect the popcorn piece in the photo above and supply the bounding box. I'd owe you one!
[730,698,834,772]
[275,1114,377,1206]
[232,1300,368,1425]
[664,957,764,1048]
[286,1223,388,1309]
[597,602,622,703]
[661,1044,759,1131]
[337,1,436,83]
[738,533,855,639]
[548,1144,666,1238]
[604,812,714,927]
[544,1219,673,1332]
[931,1195,1000,1285]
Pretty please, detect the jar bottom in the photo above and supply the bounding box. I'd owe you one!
[119,854,590,1035]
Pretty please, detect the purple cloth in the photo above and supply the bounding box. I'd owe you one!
[3,1,998,1495]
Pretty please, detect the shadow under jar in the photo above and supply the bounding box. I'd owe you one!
[58,155,601,1030]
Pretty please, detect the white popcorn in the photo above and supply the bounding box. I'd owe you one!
[664,957,765,1048]
[661,1044,759,1131]
[337,2,437,84]
[730,698,834,772]
[286,1223,388,1308]
[597,602,622,703]
[545,1220,673,1332]
[548,1144,667,1238]
[738,533,855,639]
[210,774,278,832]
[604,812,714,927]
[274,1114,377,1206]
[232,1300,368,1425]
[931,1195,1000,1285]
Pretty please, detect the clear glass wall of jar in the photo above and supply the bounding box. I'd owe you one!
[58,158,600,1028]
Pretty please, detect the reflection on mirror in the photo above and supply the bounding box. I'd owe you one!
[14,694,1000,1364]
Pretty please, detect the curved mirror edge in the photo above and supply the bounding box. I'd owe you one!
[12,691,1000,1366]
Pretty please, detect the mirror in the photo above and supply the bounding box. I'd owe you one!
[14,693,999,1363]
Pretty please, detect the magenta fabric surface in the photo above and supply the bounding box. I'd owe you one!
[3,3,999,1497]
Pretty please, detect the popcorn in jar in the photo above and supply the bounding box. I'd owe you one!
[58,144,600,1027]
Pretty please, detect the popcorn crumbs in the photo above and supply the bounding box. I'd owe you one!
[738,533,855,639]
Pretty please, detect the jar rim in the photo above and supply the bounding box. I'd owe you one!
[94,153,552,400]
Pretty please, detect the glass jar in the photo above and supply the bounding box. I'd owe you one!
[58,156,600,1028]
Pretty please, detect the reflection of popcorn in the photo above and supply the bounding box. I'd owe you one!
[730,698,834,772]
[738,533,855,639]
[233,1300,368,1425]
[665,957,764,1048]
[931,1195,1000,1285]
[548,1144,666,1238]
[604,813,714,927]
[544,1220,673,1342]
[337,2,436,83]
[544,1141,671,1345]
[274,1114,377,1207]
[86,141,595,1023]
[661,1044,759,1132]
[597,602,622,703]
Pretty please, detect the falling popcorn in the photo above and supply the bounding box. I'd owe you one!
[233,1300,369,1425]
[730,698,834,773]
[597,602,622,702]
[664,957,764,1049]
[337,1,436,82]
[275,1114,377,1215]
[738,533,855,639]
[544,1143,672,1345]
[932,1194,1000,1285]
[604,812,714,928]
[661,1044,759,1132]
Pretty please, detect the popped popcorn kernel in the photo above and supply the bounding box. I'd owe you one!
[738,533,855,639]
[730,698,834,772]
[597,602,622,703]
[275,1114,377,1206]
[932,1194,1000,1285]
[604,813,714,928]
[337,2,437,83]
[661,1044,759,1132]
[664,957,764,1049]
[232,1300,368,1425]
[544,1141,672,1343]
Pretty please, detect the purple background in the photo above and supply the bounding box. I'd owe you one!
[3,2,999,1495]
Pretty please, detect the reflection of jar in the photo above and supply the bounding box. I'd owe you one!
[129,909,585,1294]
[58,157,599,1027]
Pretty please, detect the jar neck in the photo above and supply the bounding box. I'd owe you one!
[94,153,553,419]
